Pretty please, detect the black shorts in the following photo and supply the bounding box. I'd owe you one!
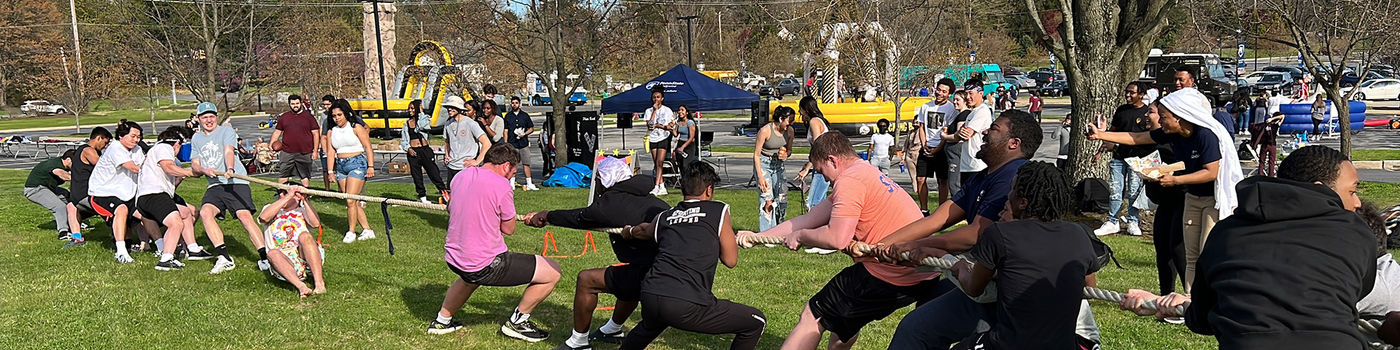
[447,252,536,287]
[136,194,179,223]
[917,149,948,180]
[90,196,134,226]
[202,184,256,215]
[650,138,672,152]
[808,263,946,343]
[604,263,649,302]
[72,196,97,218]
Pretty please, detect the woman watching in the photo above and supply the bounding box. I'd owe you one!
[323,102,376,244]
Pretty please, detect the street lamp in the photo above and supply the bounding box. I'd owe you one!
[677,15,698,67]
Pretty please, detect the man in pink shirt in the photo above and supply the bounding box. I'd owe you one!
[739,132,944,350]
[427,144,562,343]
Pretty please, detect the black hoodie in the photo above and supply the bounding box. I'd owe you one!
[545,175,667,265]
[1186,176,1375,350]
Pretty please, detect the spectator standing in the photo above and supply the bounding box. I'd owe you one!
[1232,91,1253,133]
[272,94,320,187]
[1249,112,1287,177]
[443,97,491,183]
[1028,91,1043,122]
[753,106,794,231]
[400,100,448,203]
[1312,94,1328,135]
[913,78,958,212]
[503,96,539,191]
[643,86,675,195]
[1095,82,1153,236]
[942,91,973,196]
[1051,116,1072,168]
[673,105,699,177]
[868,119,895,175]
[480,99,505,144]
[323,102,377,244]
[956,80,995,185]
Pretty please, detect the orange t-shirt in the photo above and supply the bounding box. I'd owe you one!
[829,162,938,286]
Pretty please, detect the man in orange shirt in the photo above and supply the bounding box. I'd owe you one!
[740,132,947,350]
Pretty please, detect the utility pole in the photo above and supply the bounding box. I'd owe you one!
[67,0,85,104]
[677,15,698,67]
[60,48,78,133]
[365,0,392,139]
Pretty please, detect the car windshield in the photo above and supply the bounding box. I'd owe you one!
[1361,80,1379,87]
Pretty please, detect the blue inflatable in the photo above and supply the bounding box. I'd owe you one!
[178,143,192,162]
[543,162,593,188]
[1277,101,1367,134]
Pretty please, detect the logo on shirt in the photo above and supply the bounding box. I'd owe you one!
[665,207,707,225]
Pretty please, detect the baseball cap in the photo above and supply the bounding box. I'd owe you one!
[196,102,218,116]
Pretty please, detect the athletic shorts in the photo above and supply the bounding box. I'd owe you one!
[447,252,536,287]
[808,263,946,343]
[917,149,948,180]
[604,263,650,302]
[514,146,532,167]
[73,196,97,217]
[202,184,256,215]
[278,152,314,180]
[649,138,672,153]
[335,154,369,181]
[136,193,179,223]
[91,196,134,226]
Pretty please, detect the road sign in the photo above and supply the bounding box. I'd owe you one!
[1237,41,1247,67]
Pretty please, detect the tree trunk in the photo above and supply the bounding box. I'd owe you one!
[1064,67,1117,185]
[1325,85,1353,156]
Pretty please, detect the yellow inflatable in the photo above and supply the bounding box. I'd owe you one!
[767,98,933,134]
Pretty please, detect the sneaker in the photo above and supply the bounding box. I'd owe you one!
[114,252,134,263]
[58,231,72,241]
[187,249,218,261]
[215,212,226,221]
[419,197,431,204]
[655,186,668,196]
[61,239,86,249]
[1093,222,1120,236]
[155,259,183,271]
[525,184,540,191]
[427,319,464,335]
[257,259,271,271]
[804,247,839,255]
[501,319,549,342]
[80,222,90,230]
[209,256,236,274]
[359,229,376,241]
[588,328,625,344]
[552,343,592,350]
[342,231,357,244]
[1126,223,1143,236]
[1161,317,1186,325]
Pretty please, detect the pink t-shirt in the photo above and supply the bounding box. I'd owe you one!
[829,162,938,286]
[444,167,516,272]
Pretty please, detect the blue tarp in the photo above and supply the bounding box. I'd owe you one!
[600,64,759,114]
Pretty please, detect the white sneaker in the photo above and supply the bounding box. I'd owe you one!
[1161,317,1186,325]
[1093,222,1121,236]
[420,197,431,204]
[524,184,539,191]
[257,259,270,271]
[804,247,839,255]
[209,256,236,274]
[359,229,376,241]
[1126,223,1143,236]
[655,186,668,196]
[342,231,357,244]
[114,252,134,264]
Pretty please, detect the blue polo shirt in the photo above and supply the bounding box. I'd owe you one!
[1149,128,1222,197]
[952,158,1028,224]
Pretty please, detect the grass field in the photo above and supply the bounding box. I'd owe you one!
[0,104,257,131]
[1352,149,1400,162]
[3,169,1395,349]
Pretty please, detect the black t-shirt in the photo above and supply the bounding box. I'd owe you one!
[504,110,534,149]
[69,144,96,201]
[1149,128,1222,197]
[969,220,1100,350]
[952,158,1028,224]
[641,200,730,306]
[1110,104,1154,160]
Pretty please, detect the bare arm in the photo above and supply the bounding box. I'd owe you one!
[621,222,656,241]
[270,129,284,146]
[259,195,297,223]
[900,215,994,253]
[753,125,770,190]
[354,125,375,177]
[790,216,858,250]
[756,199,833,238]
[51,168,71,181]
[81,148,99,165]
[302,197,321,228]
[500,217,517,236]
[878,200,966,244]
[1162,161,1219,187]
[159,159,194,178]
[956,261,996,297]
[472,134,492,166]
[719,210,737,268]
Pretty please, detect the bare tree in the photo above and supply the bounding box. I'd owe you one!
[1023,0,1177,182]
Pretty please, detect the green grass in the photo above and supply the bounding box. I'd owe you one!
[1,168,1395,349]
[1351,149,1400,162]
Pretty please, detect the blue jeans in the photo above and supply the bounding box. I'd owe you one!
[806,173,830,209]
[335,154,369,181]
[758,156,788,231]
[888,280,991,350]
[1108,159,1142,225]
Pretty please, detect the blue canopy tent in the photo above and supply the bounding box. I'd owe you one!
[600,64,759,114]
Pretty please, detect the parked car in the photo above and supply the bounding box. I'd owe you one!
[1340,71,1384,87]
[1003,67,1026,76]
[1244,71,1294,92]
[759,78,802,98]
[1262,66,1306,81]
[1028,71,1058,86]
[1006,72,1038,89]
[1038,80,1068,97]
[1139,53,1237,106]
[1342,78,1400,100]
[20,100,67,116]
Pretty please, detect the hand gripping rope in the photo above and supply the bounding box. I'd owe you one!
[737,234,1392,344]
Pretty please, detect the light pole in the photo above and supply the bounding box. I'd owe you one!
[366,0,392,139]
[677,15,698,67]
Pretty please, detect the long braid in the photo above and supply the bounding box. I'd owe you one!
[1013,161,1073,221]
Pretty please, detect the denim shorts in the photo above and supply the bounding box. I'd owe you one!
[335,154,368,181]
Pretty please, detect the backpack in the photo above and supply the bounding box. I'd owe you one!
[1384,204,1400,250]
[542,162,592,188]
[1075,178,1111,214]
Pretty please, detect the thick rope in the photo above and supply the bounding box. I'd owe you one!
[223,172,447,211]
[513,214,624,234]
[739,234,1389,338]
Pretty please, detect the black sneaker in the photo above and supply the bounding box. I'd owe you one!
[426,319,463,335]
[58,231,72,241]
[501,319,549,342]
[215,212,226,221]
[155,259,183,271]
[588,328,625,344]
[187,249,218,261]
[551,342,592,350]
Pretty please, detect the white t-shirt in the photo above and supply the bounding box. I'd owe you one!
[1358,253,1400,317]
[959,104,994,172]
[136,143,180,197]
[89,144,144,201]
[645,106,676,141]
[870,133,894,158]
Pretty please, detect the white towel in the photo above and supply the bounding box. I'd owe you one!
[1159,88,1244,219]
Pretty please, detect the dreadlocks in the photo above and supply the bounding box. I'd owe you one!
[1012,161,1073,221]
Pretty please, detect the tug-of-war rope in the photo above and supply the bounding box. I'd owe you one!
[223,172,1390,347]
